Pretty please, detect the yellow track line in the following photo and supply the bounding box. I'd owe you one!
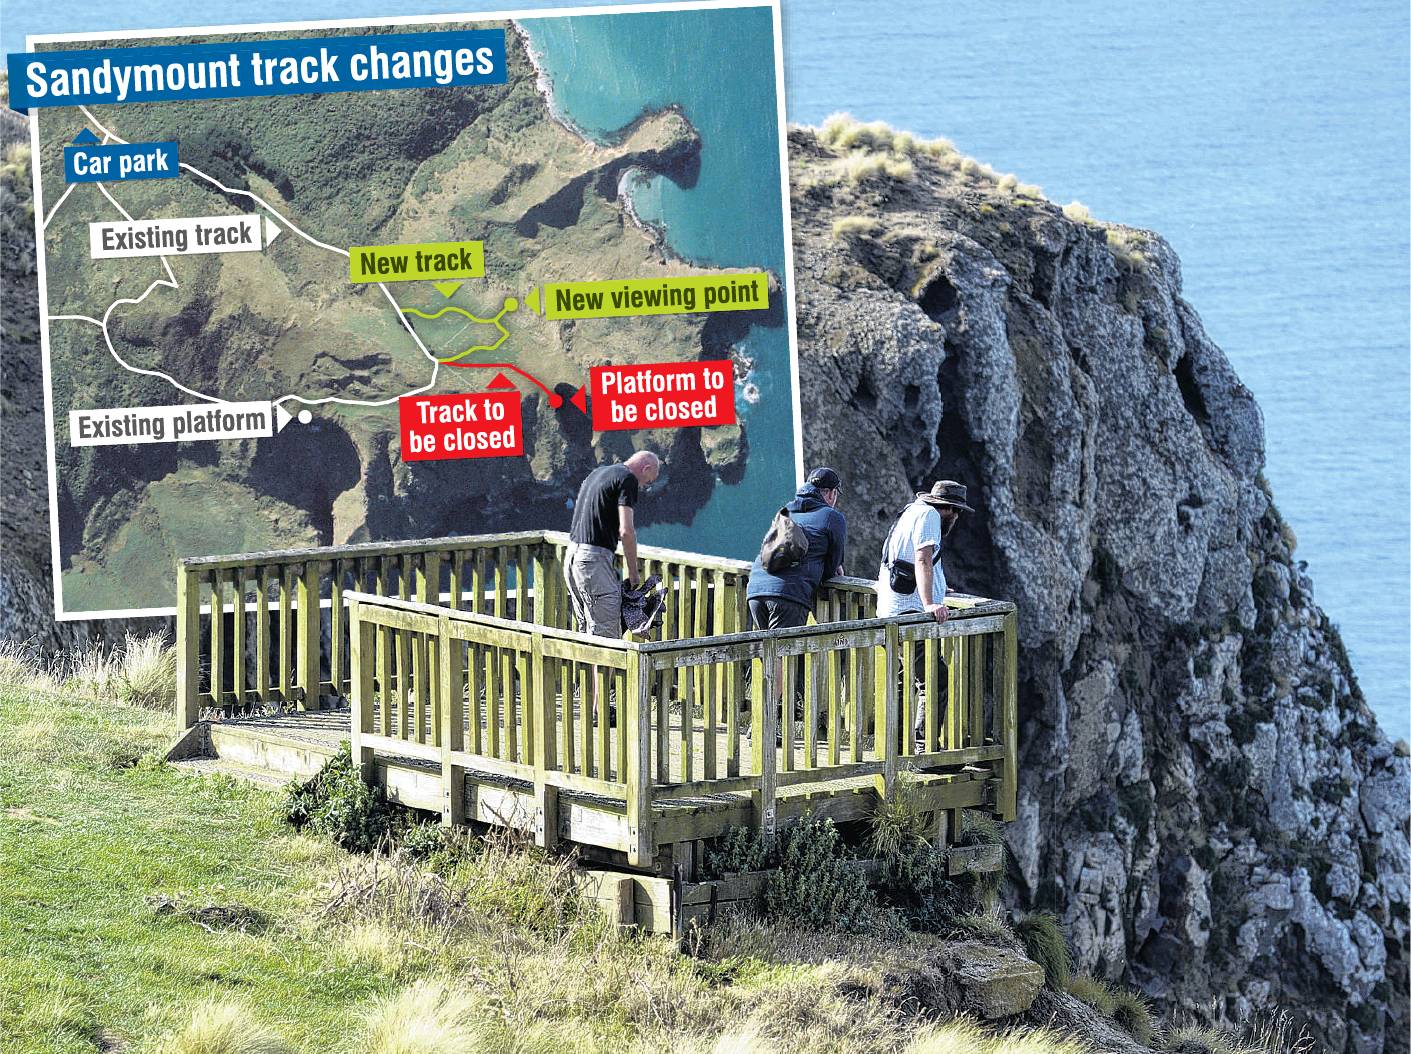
[400,302,516,363]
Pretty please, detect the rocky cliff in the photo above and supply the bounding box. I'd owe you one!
[789,117,1408,1051]
[3,106,1406,1048]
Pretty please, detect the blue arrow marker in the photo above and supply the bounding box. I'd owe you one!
[72,128,100,144]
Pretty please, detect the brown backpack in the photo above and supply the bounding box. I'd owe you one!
[759,507,808,573]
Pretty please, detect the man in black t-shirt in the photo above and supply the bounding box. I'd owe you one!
[566,450,661,637]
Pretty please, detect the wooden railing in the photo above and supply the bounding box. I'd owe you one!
[175,530,874,724]
[178,532,1017,865]
[174,531,555,725]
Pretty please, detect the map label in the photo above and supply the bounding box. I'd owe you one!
[69,401,278,446]
[399,391,523,460]
[591,360,736,431]
[89,214,271,258]
[544,273,768,320]
[65,140,178,183]
[349,241,485,284]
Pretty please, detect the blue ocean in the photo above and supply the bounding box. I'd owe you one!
[5,1,1406,740]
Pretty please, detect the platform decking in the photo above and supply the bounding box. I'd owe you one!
[176,531,1018,876]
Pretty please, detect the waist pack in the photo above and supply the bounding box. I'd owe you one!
[759,506,808,573]
[883,508,919,594]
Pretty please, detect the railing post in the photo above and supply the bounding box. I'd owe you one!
[1000,610,1019,821]
[175,563,201,728]
[349,601,375,785]
[531,632,558,849]
[879,622,899,801]
[439,616,465,828]
[751,638,778,838]
[626,650,654,866]
[296,561,322,711]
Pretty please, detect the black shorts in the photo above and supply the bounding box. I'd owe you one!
[748,597,810,630]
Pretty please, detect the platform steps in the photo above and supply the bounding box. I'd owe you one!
[165,720,340,786]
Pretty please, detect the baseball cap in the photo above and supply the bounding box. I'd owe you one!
[806,467,842,491]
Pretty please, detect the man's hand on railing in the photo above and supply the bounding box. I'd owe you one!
[924,602,949,624]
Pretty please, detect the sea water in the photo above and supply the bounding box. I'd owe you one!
[6,1,1406,738]
[517,7,796,556]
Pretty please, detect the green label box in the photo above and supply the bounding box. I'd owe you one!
[349,240,485,283]
[542,273,768,319]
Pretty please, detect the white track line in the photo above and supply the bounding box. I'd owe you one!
[69,105,443,410]
[42,184,75,229]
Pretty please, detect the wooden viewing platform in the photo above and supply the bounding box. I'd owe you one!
[175,531,1018,879]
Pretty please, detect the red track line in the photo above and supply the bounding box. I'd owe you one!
[440,360,564,407]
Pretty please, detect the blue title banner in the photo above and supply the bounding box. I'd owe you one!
[8,29,507,113]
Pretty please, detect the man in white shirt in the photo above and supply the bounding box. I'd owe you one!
[875,480,974,741]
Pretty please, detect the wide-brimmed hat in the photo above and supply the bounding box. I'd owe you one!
[916,480,974,512]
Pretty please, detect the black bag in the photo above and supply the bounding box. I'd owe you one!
[883,509,918,594]
[759,506,808,573]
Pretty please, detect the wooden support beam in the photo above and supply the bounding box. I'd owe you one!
[531,633,558,849]
[349,603,375,785]
[751,640,779,837]
[296,561,322,710]
[175,565,201,727]
[440,617,465,827]
[1000,611,1019,821]
[625,652,653,866]
[880,623,899,800]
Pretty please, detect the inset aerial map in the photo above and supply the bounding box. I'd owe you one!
[28,3,797,616]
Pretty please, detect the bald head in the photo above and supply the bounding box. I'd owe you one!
[625,450,661,485]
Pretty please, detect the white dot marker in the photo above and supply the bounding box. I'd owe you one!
[297,410,313,425]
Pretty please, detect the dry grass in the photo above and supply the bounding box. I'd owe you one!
[0,633,176,709]
[1062,201,1096,224]
[832,215,882,239]
[154,1001,291,1054]
[361,980,481,1054]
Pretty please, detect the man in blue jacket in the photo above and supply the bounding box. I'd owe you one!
[746,467,846,629]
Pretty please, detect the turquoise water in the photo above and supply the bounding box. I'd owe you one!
[518,8,797,556]
[7,2,1406,738]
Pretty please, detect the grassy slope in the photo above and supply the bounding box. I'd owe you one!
[0,687,377,1052]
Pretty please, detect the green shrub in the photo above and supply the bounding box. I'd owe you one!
[1109,988,1154,1044]
[706,819,896,934]
[706,825,775,876]
[1013,911,1071,988]
[768,819,896,934]
[283,745,400,853]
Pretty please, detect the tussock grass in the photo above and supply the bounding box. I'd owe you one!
[906,1018,1087,1054]
[1106,227,1150,272]
[0,633,176,709]
[1065,973,1117,1013]
[832,215,882,239]
[1109,987,1155,1044]
[157,1001,291,1054]
[950,907,1011,943]
[361,980,480,1054]
[1062,201,1095,224]
[1013,912,1071,988]
[812,113,1043,198]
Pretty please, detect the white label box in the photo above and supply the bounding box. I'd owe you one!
[88,214,279,259]
[68,401,291,446]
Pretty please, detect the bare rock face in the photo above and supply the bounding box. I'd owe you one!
[789,122,1407,1049]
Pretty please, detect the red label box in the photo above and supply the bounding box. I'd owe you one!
[590,359,736,432]
[398,391,523,461]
